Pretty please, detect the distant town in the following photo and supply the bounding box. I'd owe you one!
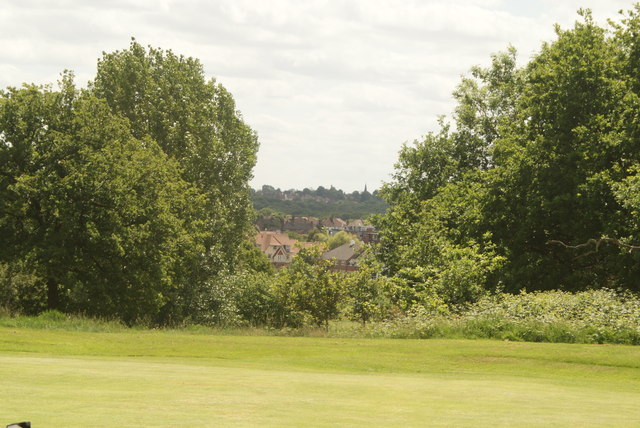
[254,215,377,271]
[252,185,383,271]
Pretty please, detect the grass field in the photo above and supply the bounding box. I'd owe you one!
[1,326,640,427]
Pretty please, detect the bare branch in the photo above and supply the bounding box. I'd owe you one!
[547,237,640,255]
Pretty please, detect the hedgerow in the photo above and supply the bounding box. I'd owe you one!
[350,289,640,344]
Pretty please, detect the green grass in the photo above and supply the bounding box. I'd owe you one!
[1,326,640,427]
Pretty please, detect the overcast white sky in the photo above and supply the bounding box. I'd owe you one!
[0,0,636,191]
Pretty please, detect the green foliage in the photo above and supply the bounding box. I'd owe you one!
[182,275,242,327]
[1,87,207,324]
[326,230,359,250]
[342,255,394,324]
[0,261,46,315]
[484,10,631,291]
[232,272,278,327]
[349,289,640,344]
[376,7,640,296]
[252,185,388,219]
[236,240,274,274]
[182,251,346,330]
[0,41,259,324]
[376,176,504,306]
[452,46,523,170]
[92,39,258,276]
[285,231,306,241]
[273,247,344,329]
[306,229,329,242]
[467,289,640,334]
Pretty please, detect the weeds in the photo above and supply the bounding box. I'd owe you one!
[0,309,126,332]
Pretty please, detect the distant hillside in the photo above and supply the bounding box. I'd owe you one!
[251,185,388,219]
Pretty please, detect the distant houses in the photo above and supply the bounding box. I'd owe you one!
[322,241,361,272]
[345,219,378,243]
[325,217,378,243]
[283,216,318,234]
[255,230,363,271]
[254,214,373,270]
[256,216,318,234]
[257,215,378,243]
[321,217,347,235]
[254,231,318,268]
[254,231,298,268]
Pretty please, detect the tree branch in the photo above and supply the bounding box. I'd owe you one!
[547,237,640,255]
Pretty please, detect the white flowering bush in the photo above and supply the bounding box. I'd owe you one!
[466,289,640,335]
[359,289,640,344]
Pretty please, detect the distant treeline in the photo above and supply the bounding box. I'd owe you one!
[251,185,388,219]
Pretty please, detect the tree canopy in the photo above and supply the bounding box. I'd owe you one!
[0,41,259,324]
[375,8,640,298]
[251,185,387,220]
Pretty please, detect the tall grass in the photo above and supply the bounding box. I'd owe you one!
[0,309,126,332]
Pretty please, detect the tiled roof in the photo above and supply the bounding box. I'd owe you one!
[255,231,297,252]
[323,242,361,261]
[290,241,319,256]
[321,217,347,228]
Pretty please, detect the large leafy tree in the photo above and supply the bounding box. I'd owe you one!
[487,10,633,291]
[1,41,260,322]
[91,40,258,277]
[0,78,206,322]
[376,8,640,299]
[374,49,520,300]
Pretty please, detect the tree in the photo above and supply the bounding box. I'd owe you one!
[327,231,359,250]
[271,247,343,329]
[343,252,393,324]
[485,10,631,291]
[452,46,524,171]
[376,8,640,299]
[1,40,260,323]
[236,240,274,274]
[91,39,259,278]
[374,47,521,282]
[0,80,206,323]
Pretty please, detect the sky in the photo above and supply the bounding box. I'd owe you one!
[0,0,636,192]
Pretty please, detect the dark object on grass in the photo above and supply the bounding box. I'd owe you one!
[7,423,30,428]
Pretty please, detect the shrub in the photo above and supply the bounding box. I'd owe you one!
[466,289,640,339]
[184,275,243,327]
[271,247,344,329]
[343,269,394,325]
[355,289,640,344]
[234,272,278,327]
[0,262,47,315]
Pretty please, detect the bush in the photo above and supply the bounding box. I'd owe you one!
[466,289,640,338]
[352,289,640,344]
[234,272,278,327]
[268,249,344,329]
[0,262,47,315]
[343,270,394,325]
[184,275,243,327]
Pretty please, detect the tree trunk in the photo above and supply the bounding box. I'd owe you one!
[47,279,59,310]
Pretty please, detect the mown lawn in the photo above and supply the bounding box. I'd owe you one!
[1,327,639,427]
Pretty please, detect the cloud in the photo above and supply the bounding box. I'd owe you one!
[0,0,636,191]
